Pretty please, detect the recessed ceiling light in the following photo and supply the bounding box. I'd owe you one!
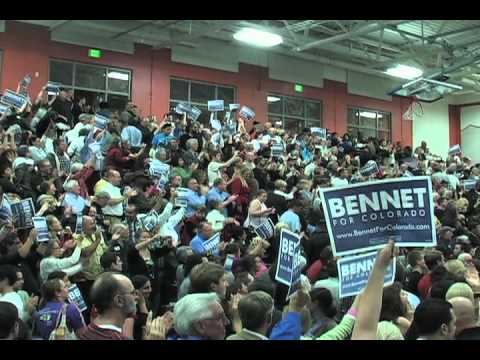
[385,64,423,80]
[233,28,283,48]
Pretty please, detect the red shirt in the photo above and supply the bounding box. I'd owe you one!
[77,323,131,340]
[307,260,324,283]
[417,273,433,300]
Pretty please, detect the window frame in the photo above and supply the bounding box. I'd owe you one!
[267,93,323,130]
[48,58,132,104]
[347,106,392,141]
[169,77,237,108]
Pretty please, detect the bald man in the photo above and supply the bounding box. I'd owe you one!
[449,297,480,340]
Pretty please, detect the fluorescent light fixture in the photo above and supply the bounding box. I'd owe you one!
[357,111,381,119]
[267,96,281,103]
[108,71,129,81]
[233,28,283,48]
[385,64,423,80]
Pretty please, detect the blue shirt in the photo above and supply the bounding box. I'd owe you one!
[63,192,87,215]
[207,187,229,216]
[190,233,208,255]
[279,209,301,233]
[121,126,143,147]
[186,189,206,218]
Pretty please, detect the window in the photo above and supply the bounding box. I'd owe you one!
[347,107,391,140]
[48,59,132,111]
[267,94,322,132]
[169,78,237,125]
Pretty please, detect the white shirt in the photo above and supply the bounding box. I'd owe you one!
[0,291,25,321]
[242,329,268,340]
[304,162,317,178]
[65,123,92,144]
[12,157,34,170]
[208,161,223,186]
[331,177,349,187]
[68,136,86,158]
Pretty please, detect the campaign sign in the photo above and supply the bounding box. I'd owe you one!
[175,188,189,208]
[33,216,50,243]
[175,102,192,115]
[359,160,379,177]
[311,127,327,139]
[95,114,109,130]
[229,104,240,111]
[275,229,301,286]
[286,244,303,299]
[75,215,83,234]
[46,82,61,96]
[338,251,396,298]
[149,161,170,178]
[271,144,284,158]
[68,284,88,312]
[448,144,462,156]
[208,100,225,112]
[10,198,35,229]
[0,103,9,116]
[254,219,275,240]
[204,232,221,255]
[1,90,29,112]
[224,254,235,272]
[190,106,202,121]
[320,177,436,257]
[239,106,255,121]
[462,180,477,191]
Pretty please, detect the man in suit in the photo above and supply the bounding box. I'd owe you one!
[227,291,274,340]
[265,180,290,223]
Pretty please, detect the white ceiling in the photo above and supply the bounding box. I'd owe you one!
[14,20,480,96]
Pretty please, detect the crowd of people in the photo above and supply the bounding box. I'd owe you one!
[0,81,480,341]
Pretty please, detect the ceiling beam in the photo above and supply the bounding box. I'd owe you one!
[111,20,185,39]
[294,20,411,52]
[50,20,72,31]
[427,23,480,40]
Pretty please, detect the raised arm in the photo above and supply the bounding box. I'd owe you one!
[351,240,395,340]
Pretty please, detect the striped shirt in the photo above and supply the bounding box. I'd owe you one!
[77,323,131,340]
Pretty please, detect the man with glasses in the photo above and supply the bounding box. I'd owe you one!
[78,272,138,340]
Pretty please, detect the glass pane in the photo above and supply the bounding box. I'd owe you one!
[347,126,358,137]
[191,82,215,104]
[284,117,304,133]
[285,97,304,117]
[269,116,283,128]
[74,89,106,113]
[170,79,189,101]
[378,131,390,141]
[357,128,377,139]
[306,101,321,119]
[108,94,129,112]
[50,60,74,86]
[359,110,377,128]
[217,86,235,105]
[305,119,321,129]
[267,95,283,114]
[75,63,106,90]
[377,113,391,130]
[347,108,359,125]
[107,69,130,94]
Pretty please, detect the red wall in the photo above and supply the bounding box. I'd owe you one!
[0,20,413,145]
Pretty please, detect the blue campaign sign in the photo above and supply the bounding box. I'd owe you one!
[311,127,327,139]
[338,251,396,298]
[95,114,109,130]
[204,233,221,254]
[254,219,275,240]
[463,180,477,191]
[275,229,301,286]
[448,144,462,156]
[287,246,303,299]
[320,177,436,257]
[239,106,255,121]
[208,100,225,112]
[359,160,379,177]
